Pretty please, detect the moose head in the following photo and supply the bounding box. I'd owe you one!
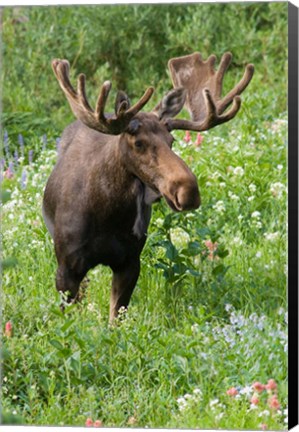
[43,52,254,321]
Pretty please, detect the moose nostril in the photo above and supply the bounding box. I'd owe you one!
[176,183,201,211]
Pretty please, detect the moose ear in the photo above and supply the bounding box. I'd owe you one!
[152,87,186,120]
[115,91,131,116]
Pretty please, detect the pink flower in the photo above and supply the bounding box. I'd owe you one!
[195,133,204,147]
[268,395,280,410]
[184,131,191,143]
[226,387,238,397]
[250,395,259,405]
[93,420,103,427]
[265,379,277,391]
[3,168,14,179]
[85,418,93,427]
[5,321,13,337]
[252,382,266,393]
[204,240,218,260]
[260,423,268,430]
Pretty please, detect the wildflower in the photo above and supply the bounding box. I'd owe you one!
[252,382,265,393]
[4,130,9,157]
[213,200,225,214]
[184,131,191,143]
[260,423,268,430]
[277,164,283,170]
[204,239,218,260]
[264,232,279,241]
[266,379,277,391]
[56,137,61,153]
[18,133,24,156]
[268,394,280,410]
[29,149,34,165]
[248,196,255,202]
[85,418,93,427]
[250,395,259,405]
[42,134,47,151]
[93,420,103,427]
[249,183,256,192]
[127,416,137,425]
[270,182,286,199]
[21,169,27,190]
[226,387,238,397]
[195,133,203,147]
[258,410,270,417]
[193,388,202,396]
[5,321,13,337]
[233,166,244,176]
[14,149,19,165]
[209,398,219,408]
[251,211,261,219]
[256,251,262,258]
[3,167,14,179]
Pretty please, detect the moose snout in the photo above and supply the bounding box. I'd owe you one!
[175,181,201,211]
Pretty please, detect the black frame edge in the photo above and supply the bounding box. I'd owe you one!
[288,1,299,430]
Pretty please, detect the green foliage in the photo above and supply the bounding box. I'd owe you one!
[2,3,287,153]
[1,3,287,429]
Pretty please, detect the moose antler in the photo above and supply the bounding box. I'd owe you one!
[165,52,254,132]
[52,59,154,135]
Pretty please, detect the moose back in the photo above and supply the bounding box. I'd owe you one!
[43,52,254,321]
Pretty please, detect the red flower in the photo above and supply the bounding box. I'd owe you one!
[250,395,259,405]
[195,133,204,147]
[252,382,266,393]
[85,418,93,427]
[184,131,191,143]
[93,420,103,427]
[3,168,14,179]
[268,395,280,410]
[265,379,277,391]
[226,387,238,397]
[4,321,13,337]
[260,423,268,430]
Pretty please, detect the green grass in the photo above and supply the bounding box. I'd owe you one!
[2,97,287,428]
[1,2,288,429]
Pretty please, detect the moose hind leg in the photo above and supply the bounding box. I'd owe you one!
[110,258,140,322]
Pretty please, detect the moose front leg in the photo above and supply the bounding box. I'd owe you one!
[109,258,141,322]
[56,263,88,305]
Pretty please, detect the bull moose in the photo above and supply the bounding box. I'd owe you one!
[43,51,254,322]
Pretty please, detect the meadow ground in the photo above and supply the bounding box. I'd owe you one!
[2,104,287,429]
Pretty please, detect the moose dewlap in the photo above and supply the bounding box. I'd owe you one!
[42,52,254,322]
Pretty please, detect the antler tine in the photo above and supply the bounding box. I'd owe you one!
[166,91,242,132]
[166,51,254,132]
[126,87,155,116]
[217,63,254,114]
[52,59,154,135]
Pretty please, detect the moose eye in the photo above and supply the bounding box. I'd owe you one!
[134,140,143,149]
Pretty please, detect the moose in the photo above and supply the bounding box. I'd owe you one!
[43,51,254,322]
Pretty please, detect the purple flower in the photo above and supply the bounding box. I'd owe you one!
[21,169,27,189]
[56,137,61,154]
[42,134,47,151]
[14,149,19,165]
[18,134,24,156]
[1,159,5,170]
[3,130,9,158]
[28,149,34,165]
[8,161,14,173]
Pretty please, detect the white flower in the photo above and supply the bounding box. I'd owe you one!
[256,251,262,258]
[248,196,255,202]
[270,182,286,199]
[233,166,244,176]
[249,183,257,192]
[277,164,283,170]
[193,388,202,396]
[209,398,219,407]
[219,182,226,188]
[213,200,225,214]
[240,385,253,395]
[170,227,190,247]
[251,211,261,219]
[264,232,279,241]
[258,410,270,417]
